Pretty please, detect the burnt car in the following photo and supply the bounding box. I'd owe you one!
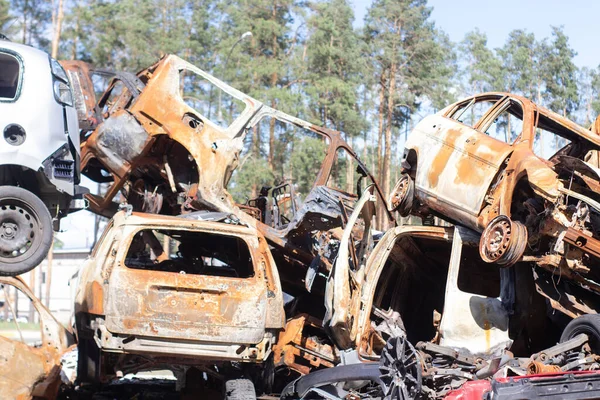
[0,276,74,399]
[63,55,390,296]
[74,209,284,396]
[390,93,600,287]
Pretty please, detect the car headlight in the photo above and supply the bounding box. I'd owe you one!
[53,80,73,106]
[50,58,69,82]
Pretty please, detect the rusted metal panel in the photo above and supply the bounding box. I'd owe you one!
[395,91,600,311]
[0,277,73,399]
[76,211,284,372]
[72,55,391,283]
[438,227,512,356]
[273,314,337,375]
[60,60,102,132]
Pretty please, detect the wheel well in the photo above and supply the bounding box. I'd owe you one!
[405,149,417,179]
[0,165,41,196]
[509,176,540,225]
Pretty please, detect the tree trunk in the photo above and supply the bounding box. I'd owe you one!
[268,4,278,170]
[381,62,396,230]
[376,73,386,183]
[51,0,65,58]
[70,5,79,60]
[22,0,28,44]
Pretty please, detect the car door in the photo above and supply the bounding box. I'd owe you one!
[104,223,270,345]
[438,226,512,355]
[0,277,73,399]
[410,96,514,221]
[324,184,392,349]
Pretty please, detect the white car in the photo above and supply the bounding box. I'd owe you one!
[0,39,86,276]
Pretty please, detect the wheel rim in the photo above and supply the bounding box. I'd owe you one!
[379,336,422,400]
[0,198,44,264]
[480,215,527,266]
[484,217,512,260]
[389,176,410,212]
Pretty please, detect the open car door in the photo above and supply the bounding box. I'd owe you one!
[438,226,513,355]
[324,184,393,349]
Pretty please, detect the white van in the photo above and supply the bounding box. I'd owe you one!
[0,39,86,276]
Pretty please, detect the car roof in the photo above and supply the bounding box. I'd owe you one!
[0,40,50,60]
[112,210,257,237]
[444,92,600,149]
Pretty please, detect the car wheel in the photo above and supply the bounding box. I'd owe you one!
[77,335,101,384]
[560,314,600,354]
[0,186,53,276]
[388,174,414,217]
[379,336,422,400]
[479,215,527,267]
[225,378,257,400]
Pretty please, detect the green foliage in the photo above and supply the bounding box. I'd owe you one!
[497,30,539,98]
[9,0,51,48]
[460,29,503,93]
[540,26,579,117]
[304,0,366,136]
[229,157,275,203]
[365,0,455,125]
[289,136,326,195]
[0,0,10,33]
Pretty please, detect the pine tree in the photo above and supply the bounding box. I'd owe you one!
[303,0,366,192]
[218,0,303,169]
[364,0,454,221]
[540,26,579,117]
[496,30,540,99]
[10,0,51,49]
[460,29,503,94]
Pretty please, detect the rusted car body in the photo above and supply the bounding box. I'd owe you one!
[327,192,561,361]
[391,92,600,309]
[284,192,599,398]
[74,210,284,383]
[0,276,74,399]
[63,56,391,295]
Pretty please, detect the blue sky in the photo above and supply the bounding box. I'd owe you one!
[352,0,599,68]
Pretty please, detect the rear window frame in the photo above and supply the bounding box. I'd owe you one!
[121,225,258,280]
[0,49,24,103]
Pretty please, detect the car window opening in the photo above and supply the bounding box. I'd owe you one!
[125,228,254,278]
[370,236,451,347]
[0,53,20,99]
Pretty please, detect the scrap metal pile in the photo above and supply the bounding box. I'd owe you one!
[4,52,600,399]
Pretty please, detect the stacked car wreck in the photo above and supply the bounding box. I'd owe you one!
[5,50,600,399]
[64,58,600,398]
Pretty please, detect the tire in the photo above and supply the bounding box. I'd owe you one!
[479,215,527,267]
[0,186,53,276]
[225,378,257,400]
[560,314,600,354]
[77,336,101,384]
[388,174,415,217]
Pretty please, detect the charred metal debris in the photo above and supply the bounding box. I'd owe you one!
[6,56,600,399]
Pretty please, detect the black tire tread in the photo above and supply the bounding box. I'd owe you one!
[0,186,53,276]
[225,379,256,400]
[560,314,600,353]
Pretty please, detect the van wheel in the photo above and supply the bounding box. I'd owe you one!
[0,186,53,276]
[560,314,600,354]
[479,215,527,267]
[389,174,414,217]
[225,379,256,400]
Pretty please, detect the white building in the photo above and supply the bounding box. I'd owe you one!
[2,248,90,326]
